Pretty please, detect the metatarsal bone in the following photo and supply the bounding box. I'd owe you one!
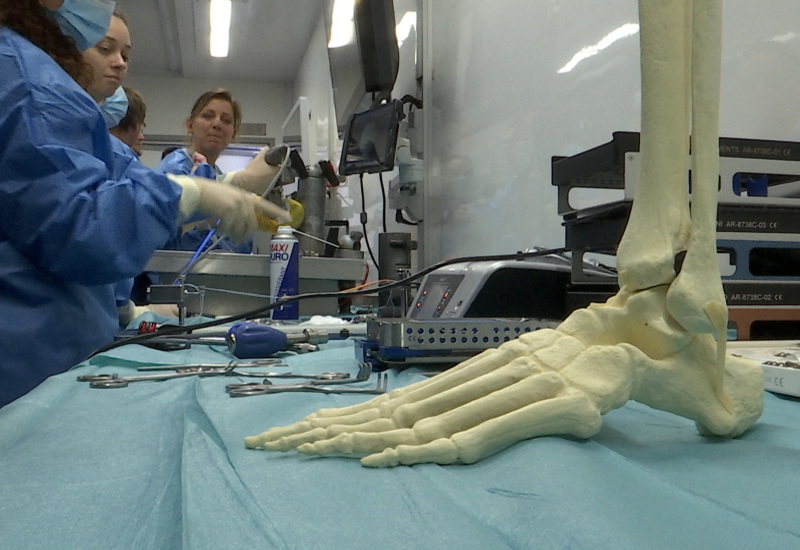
[362,390,603,467]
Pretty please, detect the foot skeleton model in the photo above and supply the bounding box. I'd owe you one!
[246,0,764,467]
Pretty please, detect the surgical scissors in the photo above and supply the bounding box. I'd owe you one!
[138,360,350,381]
[77,360,353,389]
[77,360,282,388]
[225,362,376,396]
[77,369,212,388]
[135,359,285,373]
[226,373,388,397]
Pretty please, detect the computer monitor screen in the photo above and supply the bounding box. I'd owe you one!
[324,0,400,133]
[339,100,403,175]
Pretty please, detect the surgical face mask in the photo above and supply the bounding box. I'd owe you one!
[48,0,116,52]
[100,85,129,127]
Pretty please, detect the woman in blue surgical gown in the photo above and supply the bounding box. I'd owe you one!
[78,8,178,320]
[157,88,255,253]
[156,89,304,253]
[0,0,286,408]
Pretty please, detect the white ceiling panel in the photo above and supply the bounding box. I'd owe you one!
[115,0,324,83]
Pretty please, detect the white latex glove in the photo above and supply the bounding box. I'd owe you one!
[258,198,305,235]
[117,301,179,326]
[190,152,208,166]
[117,300,137,326]
[169,175,291,242]
[223,145,286,195]
[144,303,180,317]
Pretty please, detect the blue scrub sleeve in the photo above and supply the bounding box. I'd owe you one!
[156,149,193,176]
[0,31,183,286]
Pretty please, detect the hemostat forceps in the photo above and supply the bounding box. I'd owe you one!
[137,360,350,381]
[225,362,381,397]
[135,359,285,374]
[77,360,284,388]
[77,360,354,389]
[77,369,213,388]
[226,373,388,397]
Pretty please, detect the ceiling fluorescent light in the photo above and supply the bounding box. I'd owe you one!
[328,0,355,48]
[209,0,232,58]
[558,23,639,74]
[396,11,416,48]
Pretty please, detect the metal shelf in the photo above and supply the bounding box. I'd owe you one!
[145,251,365,317]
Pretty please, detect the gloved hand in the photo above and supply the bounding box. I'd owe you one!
[224,145,287,194]
[190,152,209,166]
[263,144,288,166]
[169,175,291,242]
[117,301,179,326]
[144,303,181,317]
[258,198,305,234]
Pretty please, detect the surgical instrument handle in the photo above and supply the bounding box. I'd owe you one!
[226,322,328,359]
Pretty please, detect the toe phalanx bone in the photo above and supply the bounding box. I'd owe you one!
[245,0,763,467]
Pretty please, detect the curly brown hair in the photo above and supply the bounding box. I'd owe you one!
[0,0,92,90]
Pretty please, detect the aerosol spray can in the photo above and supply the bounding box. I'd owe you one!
[270,226,300,320]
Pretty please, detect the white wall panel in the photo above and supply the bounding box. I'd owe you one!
[125,75,293,142]
[292,14,338,162]
[421,0,800,266]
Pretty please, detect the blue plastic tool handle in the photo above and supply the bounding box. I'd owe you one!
[227,322,288,359]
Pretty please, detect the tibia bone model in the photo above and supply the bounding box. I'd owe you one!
[245,0,764,467]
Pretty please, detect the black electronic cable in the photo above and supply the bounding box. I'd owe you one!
[359,173,380,273]
[399,94,423,109]
[84,247,571,359]
[379,172,387,233]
